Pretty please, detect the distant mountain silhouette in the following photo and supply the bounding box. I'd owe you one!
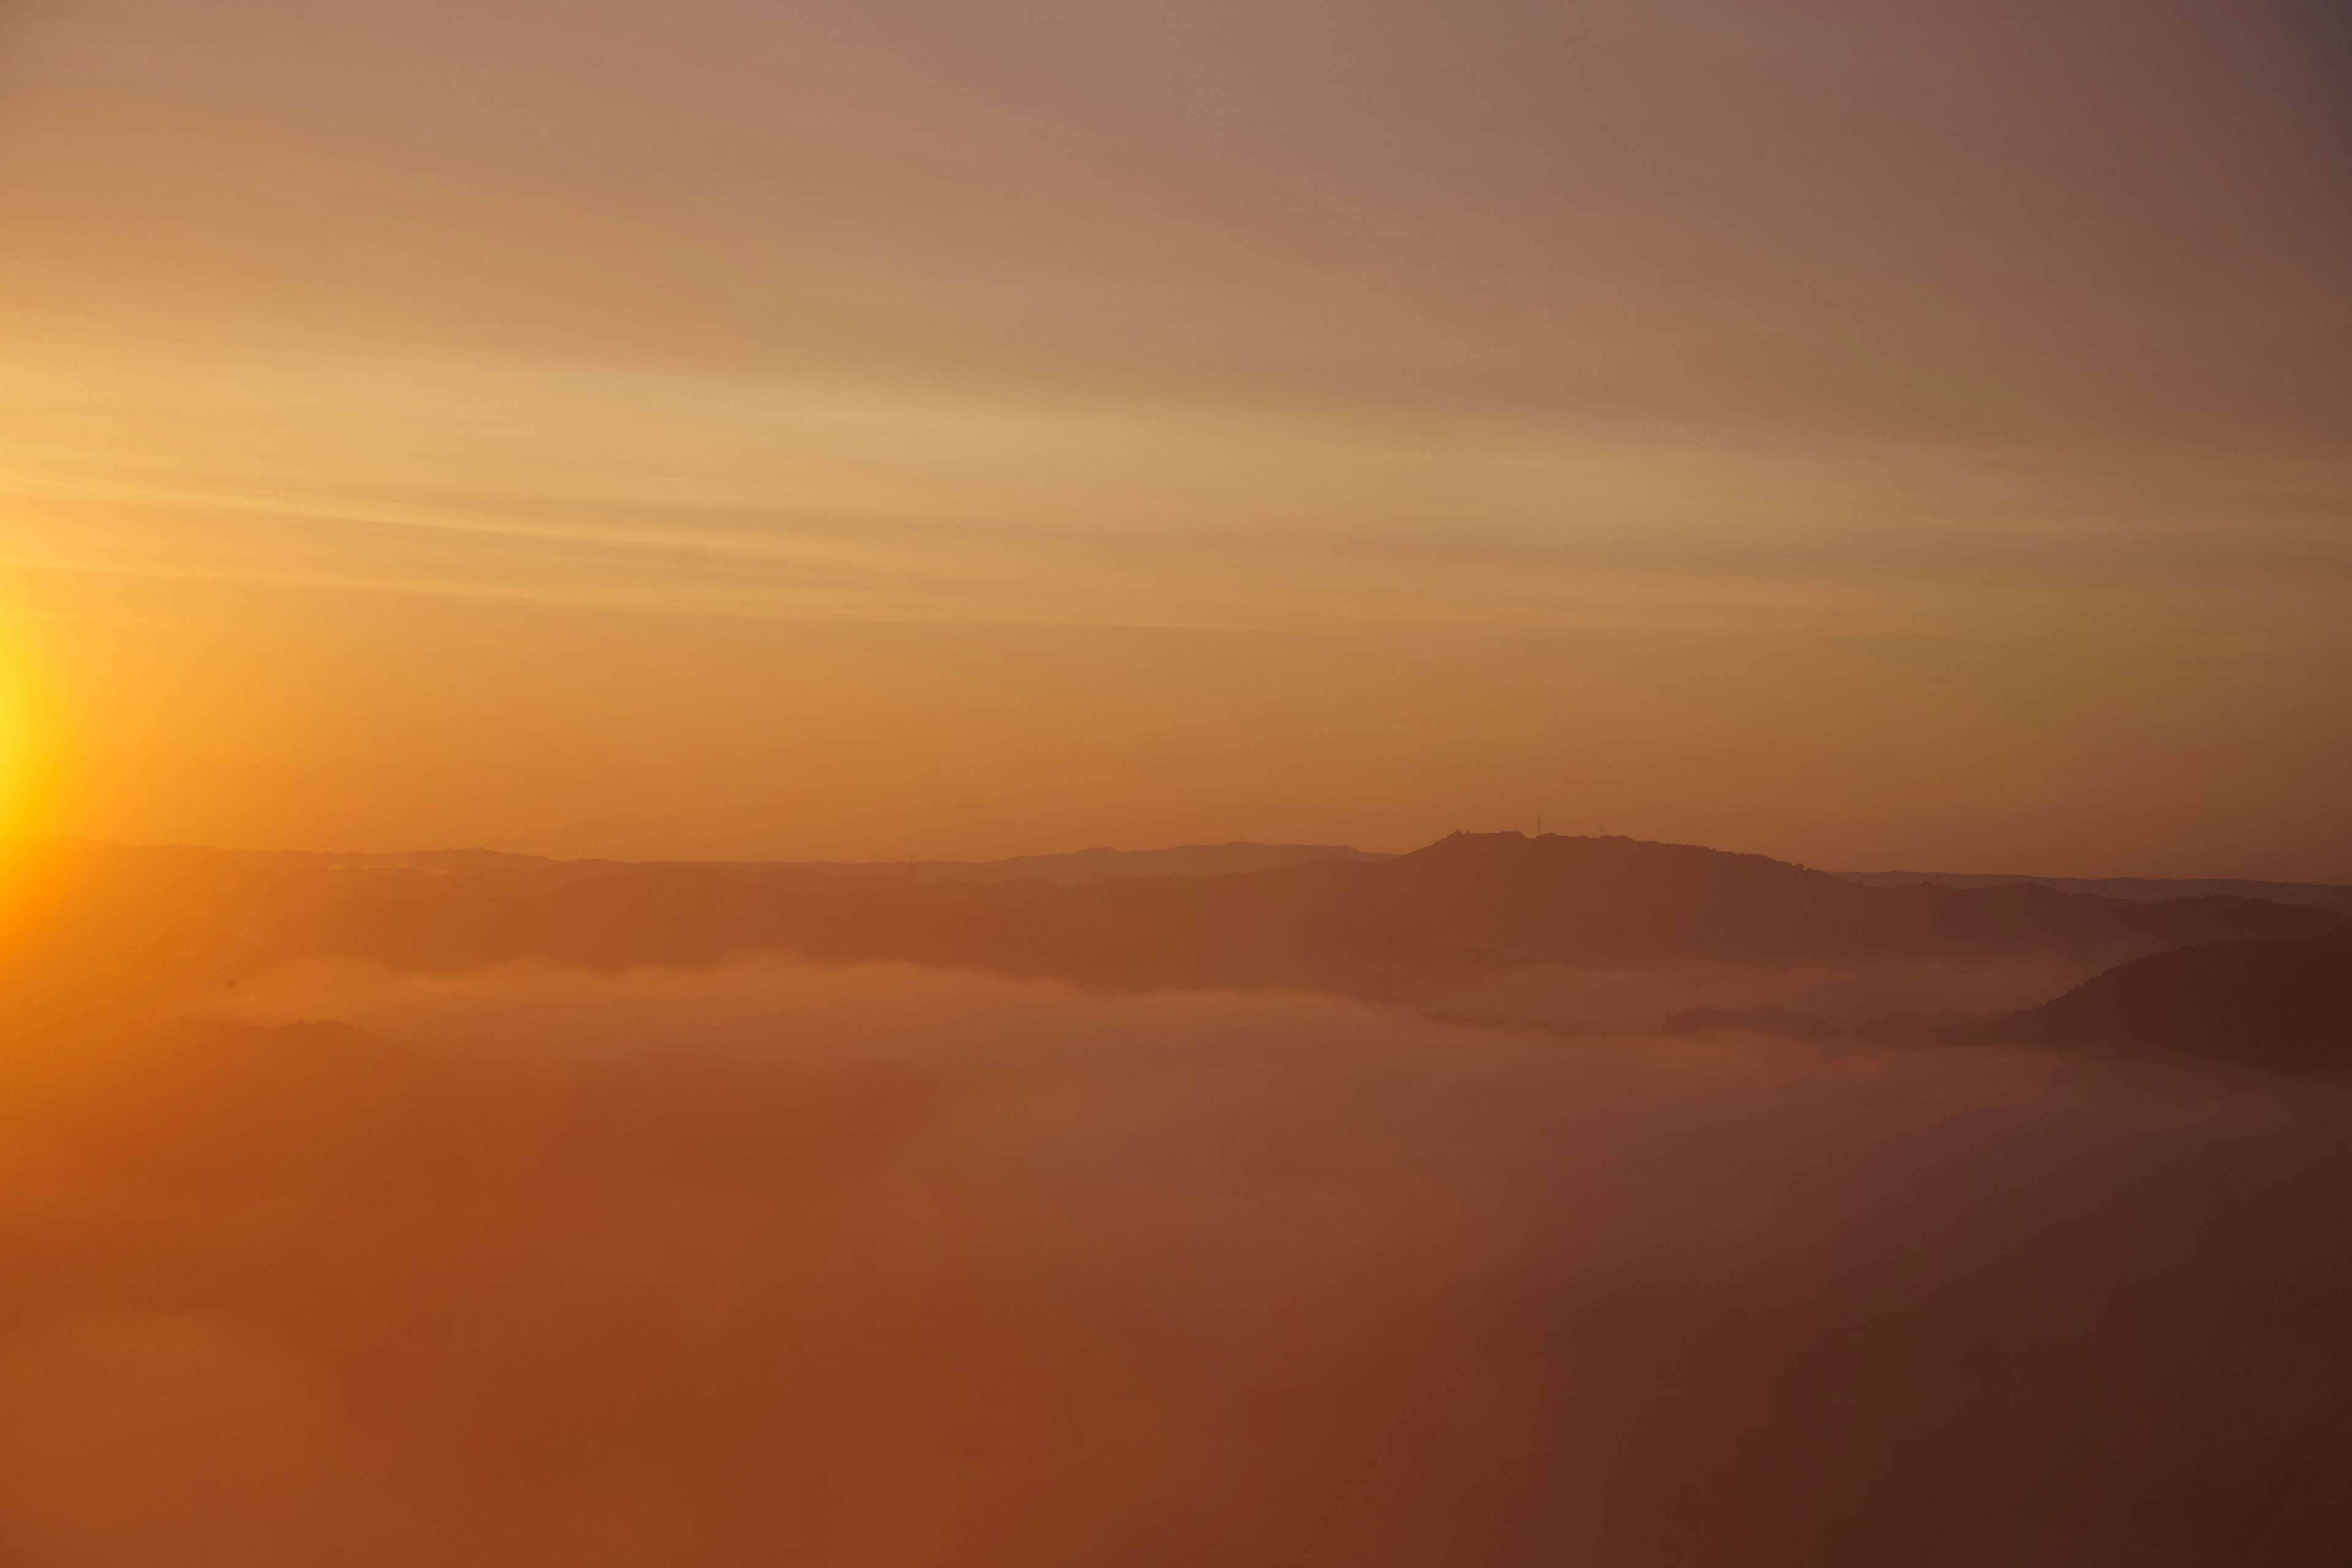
[2002,924,2352,1073]
[1841,869,2352,911]
[271,832,2339,1001]
[765,842,1392,886]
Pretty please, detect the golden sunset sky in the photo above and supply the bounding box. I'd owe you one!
[2,0,2348,873]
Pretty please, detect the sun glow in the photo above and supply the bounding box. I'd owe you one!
[0,680,20,839]
[0,650,55,848]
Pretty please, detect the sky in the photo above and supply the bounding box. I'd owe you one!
[1,0,2348,874]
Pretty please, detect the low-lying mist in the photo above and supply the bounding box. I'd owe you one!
[1430,952,2106,1034]
[3,959,2348,1567]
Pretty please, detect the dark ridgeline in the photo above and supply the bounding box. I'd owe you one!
[767,842,1394,886]
[267,831,2331,998]
[2003,923,2352,1074]
[18,832,2343,1071]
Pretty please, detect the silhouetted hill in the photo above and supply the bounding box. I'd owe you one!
[269,833,2340,1001]
[768,842,1392,886]
[2002,924,2352,1073]
[1842,869,2352,911]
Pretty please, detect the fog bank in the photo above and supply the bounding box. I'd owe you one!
[2,960,2346,1566]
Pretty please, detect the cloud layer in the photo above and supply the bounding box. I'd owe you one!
[2,959,2345,1565]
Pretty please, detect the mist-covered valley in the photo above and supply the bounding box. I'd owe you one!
[1,835,2347,1564]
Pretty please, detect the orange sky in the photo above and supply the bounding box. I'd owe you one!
[2,0,2348,875]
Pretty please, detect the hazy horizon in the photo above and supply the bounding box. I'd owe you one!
[12,827,2352,889]
[4,0,2349,876]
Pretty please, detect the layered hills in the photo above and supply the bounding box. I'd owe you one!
[269,832,2332,1001]
[775,842,1392,886]
[11,832,2342,1070]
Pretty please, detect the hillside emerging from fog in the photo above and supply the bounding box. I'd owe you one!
[9,832,2343,1071]
[2007,924,2352,1074]
[264,832,2332,986]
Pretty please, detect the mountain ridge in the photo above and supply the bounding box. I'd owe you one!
[270,831,2337,1001]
